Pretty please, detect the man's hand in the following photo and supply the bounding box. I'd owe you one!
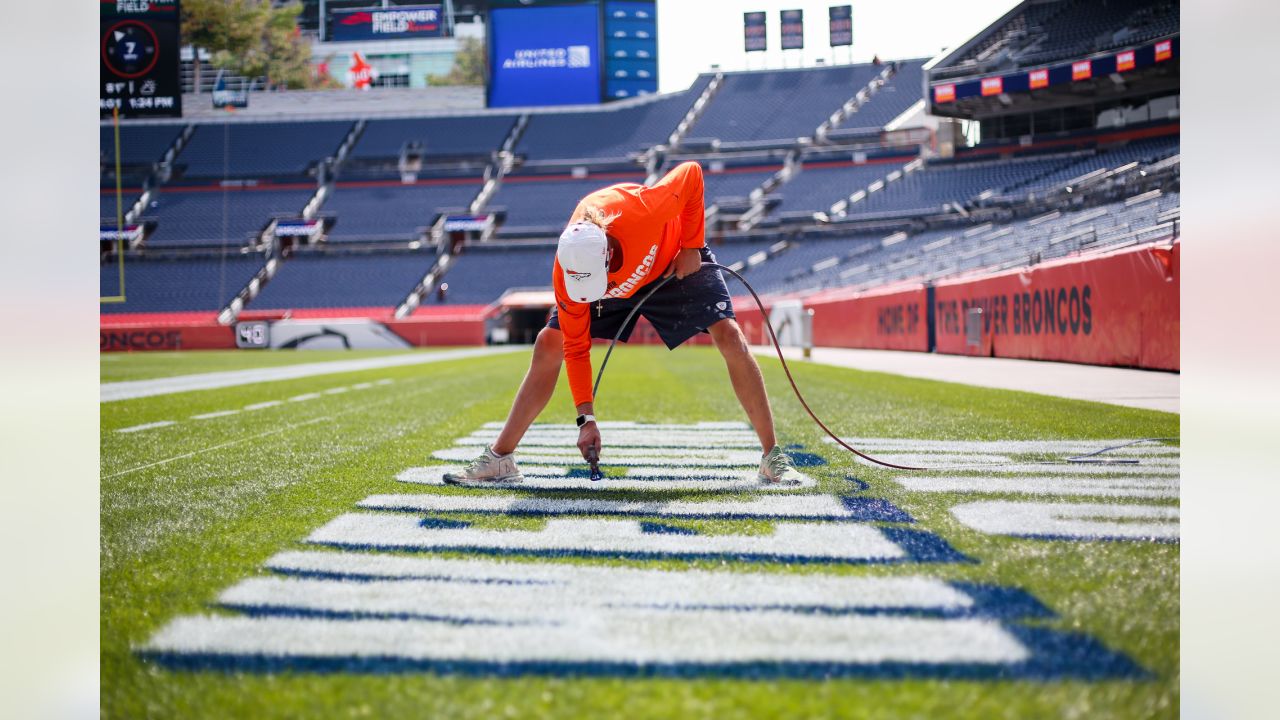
[665,247,702,280]
[577,421,601,462]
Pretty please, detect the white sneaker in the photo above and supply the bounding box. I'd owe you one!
[442,446,524,486]
[758,446,804,486]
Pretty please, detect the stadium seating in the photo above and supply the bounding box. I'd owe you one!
[352,115,518,160]
[429,243,556,305]
[761,189,1180,294]
[490,173,645,235]
[847,154,1079,217]
[708,238,780,269]
[139,187,315,247]
[516,77,711,160]
[100,192,138,222]
[101,124,185,168]
[99,254,264,314]
[703,166,780,205]
[322,181,483,242]
[937,0,1178,75]
[1007,134,1179,196]
[836,60,927,132]
[176,121,353,179]
[770,161,907,216]
[248,251,435,310]
[690,64,885,144]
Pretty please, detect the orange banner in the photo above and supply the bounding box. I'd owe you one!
[931,242,1179,370]
[1072,60,1092,81]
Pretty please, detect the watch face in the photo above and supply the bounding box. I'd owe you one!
[102,20,160,79]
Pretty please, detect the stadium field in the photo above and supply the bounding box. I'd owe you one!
[101,346,1178,719]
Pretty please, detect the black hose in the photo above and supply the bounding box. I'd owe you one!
[587,261,1174,472]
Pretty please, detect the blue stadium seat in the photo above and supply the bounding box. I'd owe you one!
[248,252,435,310]
[691,64,883,144]
[430,244,556,305]
[101,124,185,167]
[140,187,314,247]
[839,61,926,132]
[703,166,779,204]
[353,116,518,159]
[99,254,264,313]
[517,77,710,160]
[770,161,906,215]
[323,181,483,242]
[177,121,353,178]
[490,174,645,234]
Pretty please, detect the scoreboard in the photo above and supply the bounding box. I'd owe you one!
[101,0,183,119]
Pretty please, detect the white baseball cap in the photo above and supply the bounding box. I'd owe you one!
[557,222,609,303]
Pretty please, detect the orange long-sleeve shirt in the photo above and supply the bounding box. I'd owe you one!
[552,161,706,407]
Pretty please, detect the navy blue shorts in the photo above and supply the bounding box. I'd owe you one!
[547,247,735,350]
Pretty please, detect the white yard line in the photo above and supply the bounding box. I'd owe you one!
[100,347,521,403]
[191,410,241,420]
[115,420,176,434]
[244,400,284,411]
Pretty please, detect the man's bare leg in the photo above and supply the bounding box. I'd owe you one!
[708,318,777,452]
[491,327,563,455]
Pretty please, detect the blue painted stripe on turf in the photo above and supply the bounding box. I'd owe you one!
[138,627,1148,679]
[879,527,975,565]
[839,496,914,523]
[639,521,699,535]
[946,583,1056,621]
[788,451,828,467]
[845,476,871,492]
[302,541,961,566]
[419,517,472,529]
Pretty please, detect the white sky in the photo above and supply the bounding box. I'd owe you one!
[655,0,1023,93]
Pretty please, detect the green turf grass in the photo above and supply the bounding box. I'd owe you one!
[101,346,1178,719]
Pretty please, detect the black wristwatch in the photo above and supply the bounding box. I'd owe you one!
[576,413,597,427]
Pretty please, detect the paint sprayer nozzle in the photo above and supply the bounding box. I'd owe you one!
[586,447,603,482]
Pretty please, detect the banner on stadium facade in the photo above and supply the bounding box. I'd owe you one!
[807,285,930,352]
[780,9,804,50]
[828,6,852,47]
[100,224,145,243]
[443,214,494,232]
[928,35,1178,109]
[931,242,1179,370]
[331,5,444,42]
[743,11,767,52]
[273,218,332,239]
